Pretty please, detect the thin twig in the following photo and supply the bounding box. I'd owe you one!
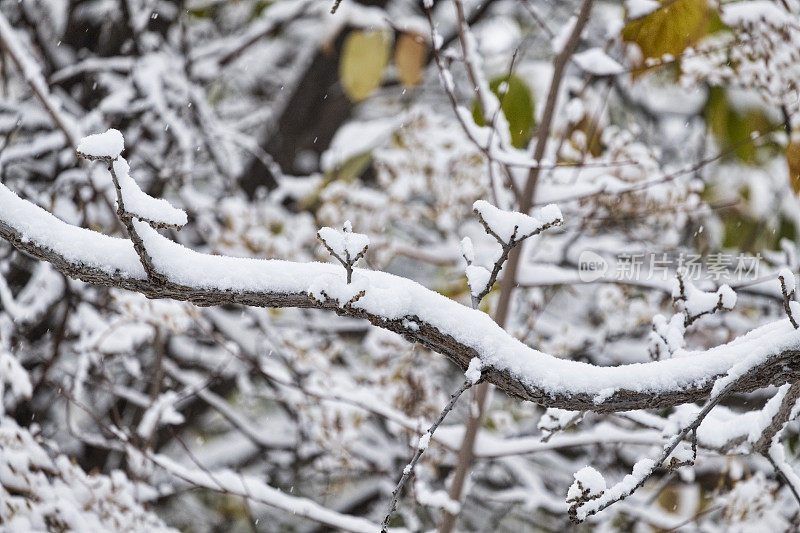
[779,274,799,329]
[380,379,474,532]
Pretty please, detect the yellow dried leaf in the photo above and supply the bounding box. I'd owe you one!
[339,30,392,102]
[395,32,427,88]
[622,0,710,72]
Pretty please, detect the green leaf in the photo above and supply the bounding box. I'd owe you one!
[187,5,215,19]
[326,151,373,183]
[339,30,392,102]
[705,86,773,164]
[471,74,535,149]
[788,140,800,195]
[253,1,273,19]
[721,212,760,250]
[300,151,374,212]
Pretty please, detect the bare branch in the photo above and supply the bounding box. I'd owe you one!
[380,379,473,532]
[779,272,799,329]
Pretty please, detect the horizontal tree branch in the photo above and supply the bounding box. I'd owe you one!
[1,181,800,413]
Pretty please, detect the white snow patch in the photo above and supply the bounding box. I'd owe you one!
[568,466,606,500]
[113,158,187,228]
[626,0,659,19]
[77,129,124,159]
[779,267,796,295]
[465,357,483,384]
[417,431,431,450]
[573,48,624,76]
[473,200,562,243]
[465,265,491,297]
[317,221,369,260]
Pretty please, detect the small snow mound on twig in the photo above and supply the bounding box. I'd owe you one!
[675,280,737,317]
[573,48,624,76]
[568,466,606,500]
[318,222,369,260]
[77,129,124,159]
[465,265,491,298]
[137,391,185,438]
[465,357,482,384]
[460,237,475,264]
[779,267,796,295]
[417,431,431,450]
[473,200,562,243]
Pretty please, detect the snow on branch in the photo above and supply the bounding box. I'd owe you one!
[473,200,562,245]
[672,272,736,327]
[538,408,584,442]
[648,313,685,360]
[465,200,562,306]
[572,47,624,76]
[77,129,187,230]
[750,382,800,454]
[75,129,187,282]
[566,466,606,513]
[380,379,473,532]
[317,221,369,284]
[649,272,737,360]
[2,178,800,413]
[136,391,185,439]
[76,129,125,160]
[0,417,175,532]
[111,158,188,230]
[568,335,800,521]
[138,450,384,533]
[0,347,32,415]
[568,367,738,521]
[0,12,80,148]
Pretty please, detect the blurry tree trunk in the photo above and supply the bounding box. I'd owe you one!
[238,0,389,198]
[237,0,499,198]
[238,26,354,197]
